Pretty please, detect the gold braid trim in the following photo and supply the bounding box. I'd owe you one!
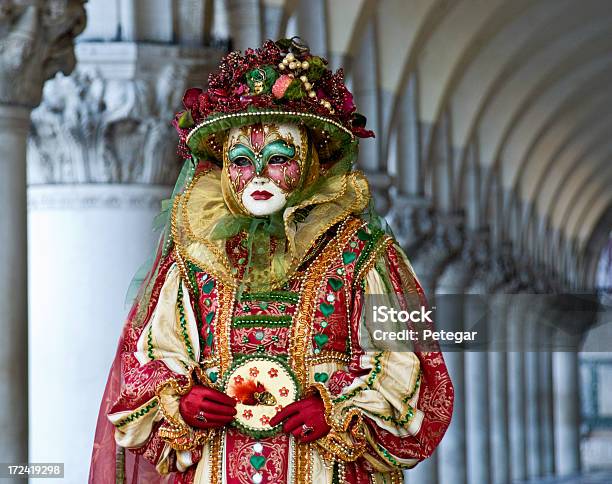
[215,281,236,376]
[155,372,213,451]
[289,217,366,472]
[306,350,351,366]
[209,430,224,484]
[307,369,369,463]
[289,218,362,483]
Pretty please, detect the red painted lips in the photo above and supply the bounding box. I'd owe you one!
[251,190,273,200]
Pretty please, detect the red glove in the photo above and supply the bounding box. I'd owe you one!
[269,394,331,443]
[179,385,237,429]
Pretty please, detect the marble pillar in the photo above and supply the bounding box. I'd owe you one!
[465,300,491,484]
[525,306,543,479]
[27,41,223,481]
[553,351,581,475]
[507,298,528,481]
[539,339,555,476]
[0,0,86,462]
[488,294,510,484]
[295,0,328,57]
[226,0,261,50]
[408,216,464,484]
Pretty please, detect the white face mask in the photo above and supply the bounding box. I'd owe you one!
[241,176,287,216]
[225,123,306,217]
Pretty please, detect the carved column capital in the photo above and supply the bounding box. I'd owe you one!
[385,189,434,253]
[411,211,465,294]
[28,42,226,185]
[0,0,86,108]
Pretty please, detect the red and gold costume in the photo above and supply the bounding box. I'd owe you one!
[90,38,453,484]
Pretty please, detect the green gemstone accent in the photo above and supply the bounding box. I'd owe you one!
[243,304,250,311]
[314,372,329,383]
[204,298,212,307]
[208,371,218,383]
[271,335,279,342]
[342,251,357,264]
[328,277,343,291]
[336,268,345,275]
[202,280,214,294]
[314,333,329,347]
[313,348,321,354]
[205,311,215,324]
[242,335,250,343]
[319,303,334,317]
[238,257,246,265]
[278,304,286,311]
[250,454,266,470]
[255,331,265,341]
[321,321,328,328]
[206,332,214,347]
[259,302,269,310]
[357,229,371,241]
[350,241,358,248]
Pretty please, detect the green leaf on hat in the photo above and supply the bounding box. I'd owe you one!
[178,110,195,129]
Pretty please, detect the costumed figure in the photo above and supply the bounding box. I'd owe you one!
[89,38,454,484]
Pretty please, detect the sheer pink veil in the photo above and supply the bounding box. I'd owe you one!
[88,263,171,484]
[88,159,196,483]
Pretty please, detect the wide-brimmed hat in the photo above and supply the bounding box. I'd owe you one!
[174,37,374,166]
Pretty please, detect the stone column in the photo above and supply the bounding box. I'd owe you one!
[26,41,223,482]
[539,327,555,477]
[295,0,328,58]
[553,351,581,475]
[351,16,390,213]
[487,293,510,484]
[407,214,463,484]
[0,0,86,463]
[435,231,491,484]
[507,294,529,481]
[484,247,514,484]
[524,303,543,479]
[386,72,434,252]
[464,233,494,484]
[226,0,262,50]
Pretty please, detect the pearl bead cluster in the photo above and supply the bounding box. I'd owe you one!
[278,52,335,113]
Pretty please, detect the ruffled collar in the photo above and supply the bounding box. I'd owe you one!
[172,163,370,291]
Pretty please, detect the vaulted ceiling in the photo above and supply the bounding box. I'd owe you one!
[81,0,612,287]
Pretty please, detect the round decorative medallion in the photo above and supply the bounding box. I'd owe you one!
[220,355,299,438]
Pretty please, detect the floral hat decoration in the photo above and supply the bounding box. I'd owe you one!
[173,37,374,168]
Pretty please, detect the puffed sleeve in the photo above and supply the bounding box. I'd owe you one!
[315,239,454,472]
[106,253,207,475]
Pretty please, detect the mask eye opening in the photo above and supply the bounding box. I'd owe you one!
[268,155,290,165]
[232,156,252,167]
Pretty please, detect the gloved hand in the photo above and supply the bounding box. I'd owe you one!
[269,394,331,443]
[179,385,237,429]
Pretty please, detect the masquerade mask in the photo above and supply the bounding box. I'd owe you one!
[224,123,308,216]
